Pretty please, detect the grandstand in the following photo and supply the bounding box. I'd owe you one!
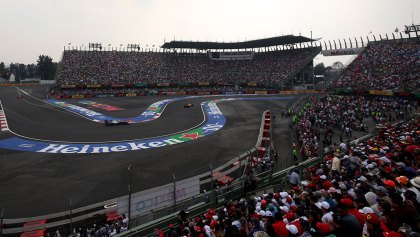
[335,38,420,91]
[51,35,320,97]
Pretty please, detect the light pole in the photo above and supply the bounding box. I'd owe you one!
[128,164,132,225]
[69,196,72,236]
[0,208,4,237]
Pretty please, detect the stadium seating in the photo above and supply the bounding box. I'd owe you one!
[52,48,320,95]
[335,40,420,91]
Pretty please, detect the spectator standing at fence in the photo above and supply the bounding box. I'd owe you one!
[292,147,297,162]
[330,154,341,178]
[243,172,252,194]
[289,170,301,187]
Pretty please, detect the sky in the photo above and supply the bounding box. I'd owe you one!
[0,0,419,66]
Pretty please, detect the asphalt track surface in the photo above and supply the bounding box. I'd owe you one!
[0,86,298,218]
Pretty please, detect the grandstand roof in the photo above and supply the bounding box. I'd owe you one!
[161,35,316,50]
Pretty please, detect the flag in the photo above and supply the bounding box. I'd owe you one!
[68,43,71,45]
[108,44,111,46]
[394,27,399,32]
[368,31,372,34]
[120,44,123,46]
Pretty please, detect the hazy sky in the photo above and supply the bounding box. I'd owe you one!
[1,0,418,66]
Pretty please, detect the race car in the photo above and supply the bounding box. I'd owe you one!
[184,103,194,108]
[104,120,129,126]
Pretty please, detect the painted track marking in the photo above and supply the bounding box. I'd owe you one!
[0,100,9,131]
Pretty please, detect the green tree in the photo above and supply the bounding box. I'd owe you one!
[0,62,5,73]
[314,63,326,75]
[332,61,344,70]
[26,64,37,78]
[37,55,56,80]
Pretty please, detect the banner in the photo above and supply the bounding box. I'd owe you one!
[322,48,364,56]
[369,90,393,96]
[247,83,257,87]
[280,90,292,95]
[126,93,137,97]
[61,85,76,88]
[255,91,267,95]
[72,95,84,99]
[397,92,412,97]
[97,94,115,98]
[117,176,200,216]
[112,84,125,88]
[335,88,354,94]
[86,85,101,88]
[197,92,210,95]
[134,83,148,87]
[199,82,209,86]
[157,83,170,87]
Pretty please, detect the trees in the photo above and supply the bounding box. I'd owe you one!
[37,55,57,80]
[0,55,57,81]
[314,63,326,75]
[0,62,10,80]
[332,61,344,70]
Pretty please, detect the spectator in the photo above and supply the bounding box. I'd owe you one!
[289,170,301,187]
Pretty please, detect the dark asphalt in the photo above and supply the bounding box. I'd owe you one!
[0,86,297,218]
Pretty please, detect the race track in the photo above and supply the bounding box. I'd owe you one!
[0,86,298,218]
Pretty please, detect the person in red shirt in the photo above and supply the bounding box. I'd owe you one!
[341,198,365,226]
[272,212,289,237]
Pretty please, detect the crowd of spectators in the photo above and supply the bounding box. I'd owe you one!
[53,48,319,95]
[335,40,420,91]
[159,112,419,237]
[295,95,417,159]
[57,215,130,237]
